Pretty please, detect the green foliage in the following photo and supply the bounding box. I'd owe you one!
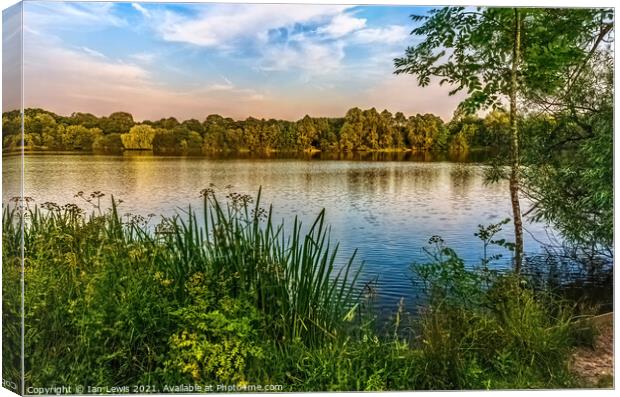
[396,6,612,271]
[414,236,486,308]
[259,336,419,391]
[6,189,363,388]
[67,125,103,151]
[521,47,613,257]
[5,107,461,154]
[165,273,264,384]
[297,115,319,150]
[102,112,134,135]
[410,222,589,389]
[121,124,156,150]
[3,194,595,391]
[4,105,532,155]
[173,189,362,346]
[2,110,22,150]
[151,129,177,154]
[2,204,23,393]
[395,7,611,114]
[17,202,175,386]
[152,127,203,155]
[92,133,124,154]
[482,110,510,147]
[413,278,578,389]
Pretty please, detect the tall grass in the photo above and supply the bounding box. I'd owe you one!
[410,231,591,389]
[2,192,596,390]
[4,189,363,386]
[156,188,362,345]
[2,203,23,393]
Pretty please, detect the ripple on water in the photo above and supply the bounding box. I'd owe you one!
[11,154,558,313]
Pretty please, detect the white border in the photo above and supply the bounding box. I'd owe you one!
[0,2,616,397]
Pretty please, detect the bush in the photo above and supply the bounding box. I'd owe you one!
[410,222,588,389]
[164,273,264,384]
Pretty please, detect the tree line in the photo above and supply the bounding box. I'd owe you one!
[2,107,513,155]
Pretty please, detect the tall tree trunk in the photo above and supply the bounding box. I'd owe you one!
[510,8,524,273]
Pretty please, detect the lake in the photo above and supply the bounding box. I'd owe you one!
[4,153,561,315]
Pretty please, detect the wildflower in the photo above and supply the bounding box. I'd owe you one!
[200,187,215,198]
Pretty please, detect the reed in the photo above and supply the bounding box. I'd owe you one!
[3,190,364,386]
[156,188,362,345]
[1,193,594,390]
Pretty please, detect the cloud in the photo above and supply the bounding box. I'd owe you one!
[317,14,366,39]
[206,78,235,91]
[81,47,106,59]
[352,25,411,45]
[149,4,409,77]
[25,33,150,96]
[22,31,276,120]
[24,1,126,30]
[23,31,171,118]
[23,31,463,122]
[131,3,151,18]
[154,4,350,48]
[247,93,266,101]
[130,52,157,64]
[259,40,345,74]
[201,78,267,102]
[21,3,462,121]
[152,4,356,76]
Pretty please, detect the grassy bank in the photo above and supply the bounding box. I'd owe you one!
[2,191,598,391]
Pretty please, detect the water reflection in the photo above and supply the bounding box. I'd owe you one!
[2,154,21,204]
[111,149,498,162]
[7,153,557,313]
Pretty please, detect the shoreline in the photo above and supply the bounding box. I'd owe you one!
[2,146,498,157]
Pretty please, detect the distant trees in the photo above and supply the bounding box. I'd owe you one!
[3,107,517,155]
[121,124,156,150]
[66,125,103,150]
[297,115,318,150]
[447,117,478,153]
[338,108,360,151]
[1,110,21,148]
[69,112,99,128]
[92,133,123,154]
[153,126,202,155]
[103,112,134,135]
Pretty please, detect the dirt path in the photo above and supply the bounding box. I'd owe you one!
[571,312,613,388]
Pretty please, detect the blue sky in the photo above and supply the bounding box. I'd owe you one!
[19,1,465,121]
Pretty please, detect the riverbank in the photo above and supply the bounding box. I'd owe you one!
[2,191,607,391]
[2,147,500,165]
[3,146,497,156]
[572,312,614,388]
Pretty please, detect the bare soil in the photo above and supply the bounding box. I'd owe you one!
[571,313,614,388]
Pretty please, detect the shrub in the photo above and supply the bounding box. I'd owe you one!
[410,221,588,389]
[164,273,264,384]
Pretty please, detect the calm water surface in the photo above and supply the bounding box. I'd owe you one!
[5,153,560,313]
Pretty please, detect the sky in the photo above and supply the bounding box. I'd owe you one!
[9,1,466,121]
[2,1,21,112]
